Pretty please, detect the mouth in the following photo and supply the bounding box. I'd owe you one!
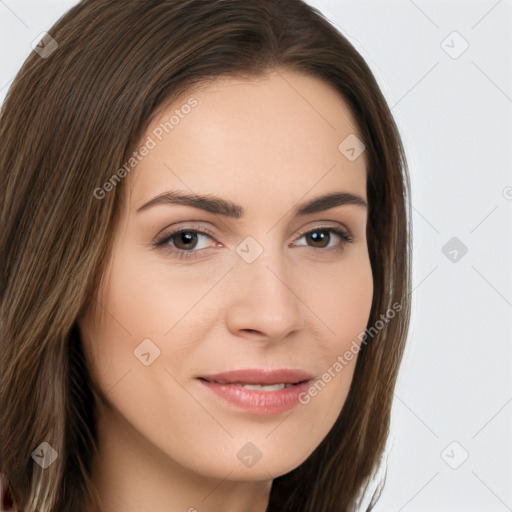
[197,368,314,386]
[198,379,304,391]
[196,368,314,415]
[199,381,297,391]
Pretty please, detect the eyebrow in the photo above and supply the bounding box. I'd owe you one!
[136,190,367,217]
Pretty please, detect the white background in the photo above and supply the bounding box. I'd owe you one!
[1,1,511,511]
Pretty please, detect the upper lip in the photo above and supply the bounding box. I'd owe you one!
[198,368,314,385]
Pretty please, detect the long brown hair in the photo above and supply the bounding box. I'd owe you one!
[0,1,412,510]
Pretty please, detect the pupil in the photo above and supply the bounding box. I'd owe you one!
[176,231,197,249]
[308,231,329,248]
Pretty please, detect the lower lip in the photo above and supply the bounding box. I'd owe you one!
[198,379,311,415]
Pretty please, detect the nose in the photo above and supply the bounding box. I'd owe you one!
[224,245,305,342]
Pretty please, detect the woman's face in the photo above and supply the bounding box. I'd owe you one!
[79,69,372,483]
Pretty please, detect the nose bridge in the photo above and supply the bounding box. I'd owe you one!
[225,235,305,339]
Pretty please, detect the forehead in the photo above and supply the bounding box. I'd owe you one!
[125,70,367,214]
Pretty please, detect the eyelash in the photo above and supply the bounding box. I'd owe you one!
[152,224,353,261]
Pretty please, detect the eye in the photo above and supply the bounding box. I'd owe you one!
[153,226,218,260]
[152,224,353,260]
[293,226,353,252]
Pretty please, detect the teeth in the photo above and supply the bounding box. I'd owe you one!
[235,383,293,391]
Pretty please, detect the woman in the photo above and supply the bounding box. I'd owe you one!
[0,0,412,510]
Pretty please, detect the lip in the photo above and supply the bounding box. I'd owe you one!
[196,368,314,416]
[199,368,314,385]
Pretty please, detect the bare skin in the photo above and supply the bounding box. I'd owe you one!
[78,68,373,512]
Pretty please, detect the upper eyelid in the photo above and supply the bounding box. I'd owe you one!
[155,217,354,237]
[295,223,352,238]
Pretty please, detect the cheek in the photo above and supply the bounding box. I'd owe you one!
[305,251,374,348]
[77,254,161,395]
[298,254,373,416]
[95,248,229,340]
